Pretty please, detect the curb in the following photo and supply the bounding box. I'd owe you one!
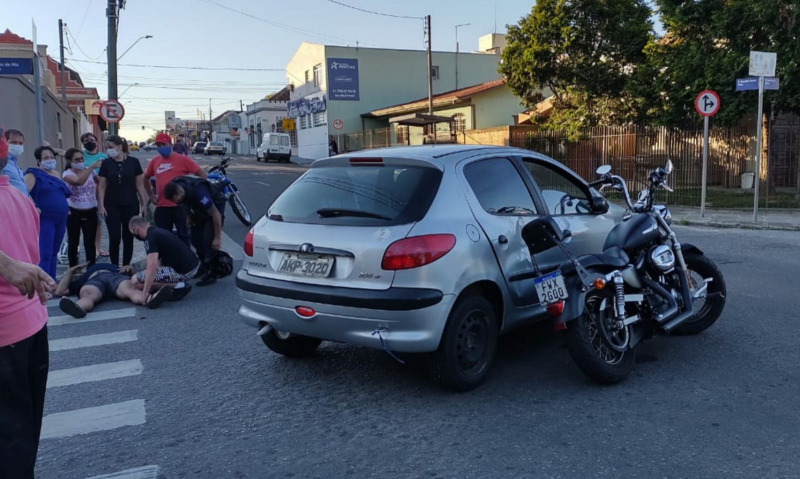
[677,219,800,232]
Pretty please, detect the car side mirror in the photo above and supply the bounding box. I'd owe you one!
[591,196,609,214]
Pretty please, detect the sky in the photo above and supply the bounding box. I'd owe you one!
[6,0,537,142]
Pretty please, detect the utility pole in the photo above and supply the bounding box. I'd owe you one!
[58,20,67,103]
[426,15,433,116]
[209,99,213,142]
[107,0,119,135]
[240,99,244,112]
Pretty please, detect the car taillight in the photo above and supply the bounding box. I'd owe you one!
[381,234,456,271]
[244,228,254,257]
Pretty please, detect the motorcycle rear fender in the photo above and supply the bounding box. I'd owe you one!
[552,266,617,325]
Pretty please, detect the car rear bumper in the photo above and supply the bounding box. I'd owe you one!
[236,269,454,353]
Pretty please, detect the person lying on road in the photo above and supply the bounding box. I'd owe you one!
[54,262,188,318]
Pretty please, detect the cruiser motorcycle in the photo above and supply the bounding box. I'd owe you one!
[538,160,727,384]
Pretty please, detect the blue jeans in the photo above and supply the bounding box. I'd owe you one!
[39,214,67,279]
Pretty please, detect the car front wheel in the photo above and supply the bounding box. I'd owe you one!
[428,295,498,392]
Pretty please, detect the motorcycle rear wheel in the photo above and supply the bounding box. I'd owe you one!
[567,291,635,385]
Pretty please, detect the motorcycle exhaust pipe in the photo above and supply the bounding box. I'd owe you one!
[659,270,696,333]
[640,277,678,324]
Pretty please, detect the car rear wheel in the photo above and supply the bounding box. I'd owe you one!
[428,295,498,392]
[260,327,322,358]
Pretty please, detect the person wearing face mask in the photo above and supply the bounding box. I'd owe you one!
[97,135,149,270]
[2,129,29,197]
[144,133,207,247]
[24,146,72,279]
[62,149,103,267]
[81,132,109,258]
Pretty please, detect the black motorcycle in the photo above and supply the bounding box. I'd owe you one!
[521,160,727,384]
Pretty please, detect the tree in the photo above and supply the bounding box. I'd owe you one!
[500,0,654,137]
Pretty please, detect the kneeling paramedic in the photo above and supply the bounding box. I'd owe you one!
[162,176,225,286]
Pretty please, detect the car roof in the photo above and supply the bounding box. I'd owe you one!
[321,144,561,169]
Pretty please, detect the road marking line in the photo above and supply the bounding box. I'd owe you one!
[41,400,146,440]
[49,307,137,327]
[222,231,244,261]
[49,330,138,352]
[256,181,271,187]
[86,465,160,479]
[47,297,63,308]
[47,359,143,389]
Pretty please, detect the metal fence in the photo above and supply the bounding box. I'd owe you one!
[512,125,800,209]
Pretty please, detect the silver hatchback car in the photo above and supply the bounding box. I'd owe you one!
[237,145,624,391]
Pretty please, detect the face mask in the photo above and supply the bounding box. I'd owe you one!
[84,141,97,152]
[72,162,86,171]
[41,159,57,171]
[107,148,119,159]
[157,146,172,157]
[8,145,23,158]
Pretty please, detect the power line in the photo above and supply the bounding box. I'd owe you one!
[67,58,283,72]
[74,0,93,39]
[66,27,106,61]
[326,0,423,20]
[198,0,382,47]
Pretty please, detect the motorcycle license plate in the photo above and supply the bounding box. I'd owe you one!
[278,253,334,278]
[534,270,568,306]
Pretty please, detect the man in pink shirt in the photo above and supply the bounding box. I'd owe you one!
[144,133,207,247]
[0,128,56,478]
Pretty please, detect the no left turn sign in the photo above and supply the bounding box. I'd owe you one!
[695,90,720,117]
[100,100,125,123]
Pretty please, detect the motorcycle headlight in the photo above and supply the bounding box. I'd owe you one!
[649,244,675,272]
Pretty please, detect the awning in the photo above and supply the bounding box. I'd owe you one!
[389,113,455,127]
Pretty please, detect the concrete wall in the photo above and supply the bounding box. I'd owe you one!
[0,76,78,170]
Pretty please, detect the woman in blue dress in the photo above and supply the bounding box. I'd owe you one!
[24,145,71,279]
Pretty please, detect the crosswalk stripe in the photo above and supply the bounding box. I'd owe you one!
[49,330,138,352]
[41,399,146,440]
[48,308,137,327]
[85,465,160,479]
[47,360,143,389]
[47,297,63,308]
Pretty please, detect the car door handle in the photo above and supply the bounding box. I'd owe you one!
[498,235,508,245]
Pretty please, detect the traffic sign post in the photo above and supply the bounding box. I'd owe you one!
[695,90,720,218]
[99,100,125,124]
[748,51,776,223]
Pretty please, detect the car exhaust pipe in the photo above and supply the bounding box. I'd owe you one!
[257,324,273,337]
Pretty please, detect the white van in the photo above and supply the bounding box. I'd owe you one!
[256,133,292,163]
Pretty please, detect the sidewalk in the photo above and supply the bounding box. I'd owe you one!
[670,206,800,231]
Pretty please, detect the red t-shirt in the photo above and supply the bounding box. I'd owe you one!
[145,153,201,207]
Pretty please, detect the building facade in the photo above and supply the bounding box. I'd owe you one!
[285,37,505,159]
[241,95,290,156]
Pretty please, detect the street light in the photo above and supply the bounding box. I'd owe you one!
[455,23,471,90]
[118,82,139,98]
[118,35,153,61]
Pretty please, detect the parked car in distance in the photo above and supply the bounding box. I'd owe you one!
[204,141,226,156]
[236,145,625,392]
[192,141,207,154]
[256,133,291,163]
[143,143,157,152]
[129,142,139,151]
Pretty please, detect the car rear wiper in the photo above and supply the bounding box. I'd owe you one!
[316,208,391,220]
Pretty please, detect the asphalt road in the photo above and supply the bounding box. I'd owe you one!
[36,155,800,478]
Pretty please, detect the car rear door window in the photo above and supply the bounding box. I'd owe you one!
[280,136,290,146]
[464,158,537,216]
[523,161,591,215]
[269,165,442,226]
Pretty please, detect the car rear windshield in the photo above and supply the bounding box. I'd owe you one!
[211,142,223,146]
[196,142,207,147]
[269,164,443,226]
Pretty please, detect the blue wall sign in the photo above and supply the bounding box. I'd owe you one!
[327,58,360,101]
[736,77,779,91]
[287,95,327,118]
[0,58,33,75]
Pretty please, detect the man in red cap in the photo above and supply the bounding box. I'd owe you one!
[0,127,57,478]
[144,133,207,247]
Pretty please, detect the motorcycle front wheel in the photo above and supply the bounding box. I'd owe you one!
[566,291,635,385]
[229,191,252,226]
[671,252,726,336]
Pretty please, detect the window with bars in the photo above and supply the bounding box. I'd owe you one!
[453,113,466,133]
[396,125,409,145]
[300,115,308,130]
[313,64,322,87]
[313,111,327,127]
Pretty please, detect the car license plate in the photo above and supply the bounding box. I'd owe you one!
[278,253,334,278]
[534,270,568,306]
